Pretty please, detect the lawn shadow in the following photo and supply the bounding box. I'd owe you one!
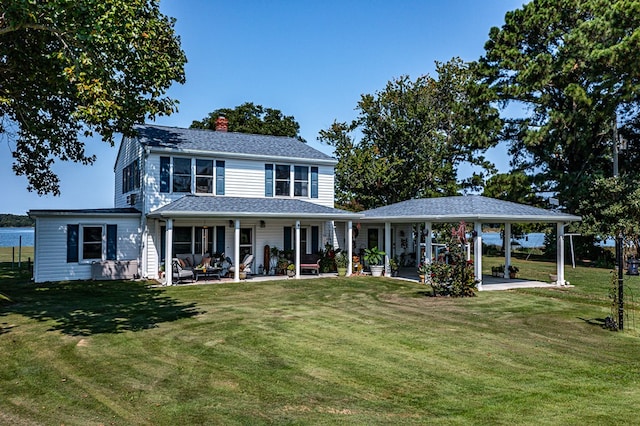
[578,316,618,330]
[0,280,202,336]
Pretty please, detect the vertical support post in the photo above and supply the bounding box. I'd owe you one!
[234,219,240,282]
[504,223,511,279]
[295,220,301,279]
[18,235,22,268]
[165,219,173,286]
[556,223,565,286]
[474,222,483,290]
[347,221,353,277]
[425,222,433,264]
[617,233,624,330]
[384,222,391,276]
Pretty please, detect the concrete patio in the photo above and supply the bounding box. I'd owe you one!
[164,268,563,291]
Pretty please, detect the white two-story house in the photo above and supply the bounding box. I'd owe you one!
[29,119,361,283]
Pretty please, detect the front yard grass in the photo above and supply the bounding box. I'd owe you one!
[1,261,640,424]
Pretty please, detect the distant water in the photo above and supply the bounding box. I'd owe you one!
[482,231,615,248]
[482,232,546,248]
[0,228,34,247]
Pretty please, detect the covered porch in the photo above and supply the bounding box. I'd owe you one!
[146,195,361,285]
[358,196,581,290]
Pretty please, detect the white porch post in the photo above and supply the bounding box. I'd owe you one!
[474,222,482,290]
[425,222,433,264]
[504,222,512,279]
[165,219,173,286]
[295,220,301,279]
[234,219,240,282]
[384,221,391,276]
[557,222,566,286]
[347,221,353,277]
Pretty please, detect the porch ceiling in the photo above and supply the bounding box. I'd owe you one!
[147,195,362,220]
[358,195,581,224]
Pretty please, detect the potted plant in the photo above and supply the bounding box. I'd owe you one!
[508,265,519,279]
[364,246,386,277]
[389,256,399,277]
[239,263,247,280]
[491,265,505,277]
[334,251,349,276]
[287,263,296,277]
[417,262,428,283]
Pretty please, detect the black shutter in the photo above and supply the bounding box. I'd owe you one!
[216,226,225,254]
[67,224,79,263]
[311,167,319,198]
[311,226,319,254]
[106,225,117,260]
[160,156,170,193]
[265,164,273,197]
[284,226,292,251]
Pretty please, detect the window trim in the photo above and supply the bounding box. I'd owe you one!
[122,159,140,194]
[195,158,214,194]
[267,163,316,198]
[80,224,105,263]
[160,156,224,195]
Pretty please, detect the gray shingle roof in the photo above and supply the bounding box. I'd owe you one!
[148,195,361,219]
[360,196,581,223]
[134,124,336,164]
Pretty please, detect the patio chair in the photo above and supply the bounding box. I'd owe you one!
[229,254,254,275]
[172,258,194,284]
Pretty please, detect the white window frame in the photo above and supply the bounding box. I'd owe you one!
[195,158,214,194]
[270,163,311,198]
[80,224,105,263]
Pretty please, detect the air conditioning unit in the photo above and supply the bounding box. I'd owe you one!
[126,194,137,206]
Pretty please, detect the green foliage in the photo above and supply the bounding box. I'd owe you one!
[426,222,477,297]
[363,246,385,266]
[0,214,33,227]
[190,102,304,141]
[1,0,187,195]
[334,251,349,269]
[478,0,640,238]
[320,58,501,210]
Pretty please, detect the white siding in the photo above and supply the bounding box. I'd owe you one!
[143,153,337,213]
[33,215,141,283]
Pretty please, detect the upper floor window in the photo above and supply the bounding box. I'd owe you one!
[173,157,192,193]
[196,159,213,193]
[122,159,140,194]
[266,164,318,198]
[294,166,308,197]
[160,156,225,195]
[275,165,290,196]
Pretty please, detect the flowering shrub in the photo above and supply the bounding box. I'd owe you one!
[426,221,478,297]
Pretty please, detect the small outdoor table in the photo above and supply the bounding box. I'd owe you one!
[194,267,221,281]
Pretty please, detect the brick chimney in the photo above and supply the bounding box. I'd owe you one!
[215,116,228,132]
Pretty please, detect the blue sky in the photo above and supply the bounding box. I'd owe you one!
[1,0,526,215]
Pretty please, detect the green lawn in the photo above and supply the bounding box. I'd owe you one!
[1,259,640,425]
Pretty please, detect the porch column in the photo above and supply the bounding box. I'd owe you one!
[556,222,566,286]
[424,222,433,264]
[295,220,301,279]
[474,222,483,290]
[504,222,512,279]
[165,219,173,286]
[384,221,391,276]
[234,219,240,282]
[347,221,353,277]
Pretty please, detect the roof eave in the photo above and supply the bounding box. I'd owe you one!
[146,146,338,166]
[148,211,361,220]
[359,214,582,223]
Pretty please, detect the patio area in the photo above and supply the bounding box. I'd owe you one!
[163,268,561,291]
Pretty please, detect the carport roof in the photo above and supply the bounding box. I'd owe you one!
[359,195,581,223]
[147,195,362,220]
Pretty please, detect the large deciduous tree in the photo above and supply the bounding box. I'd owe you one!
[0,0,186,195]
[478,0,640,240]
[319,58,501,211]
[191,102,304,142]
